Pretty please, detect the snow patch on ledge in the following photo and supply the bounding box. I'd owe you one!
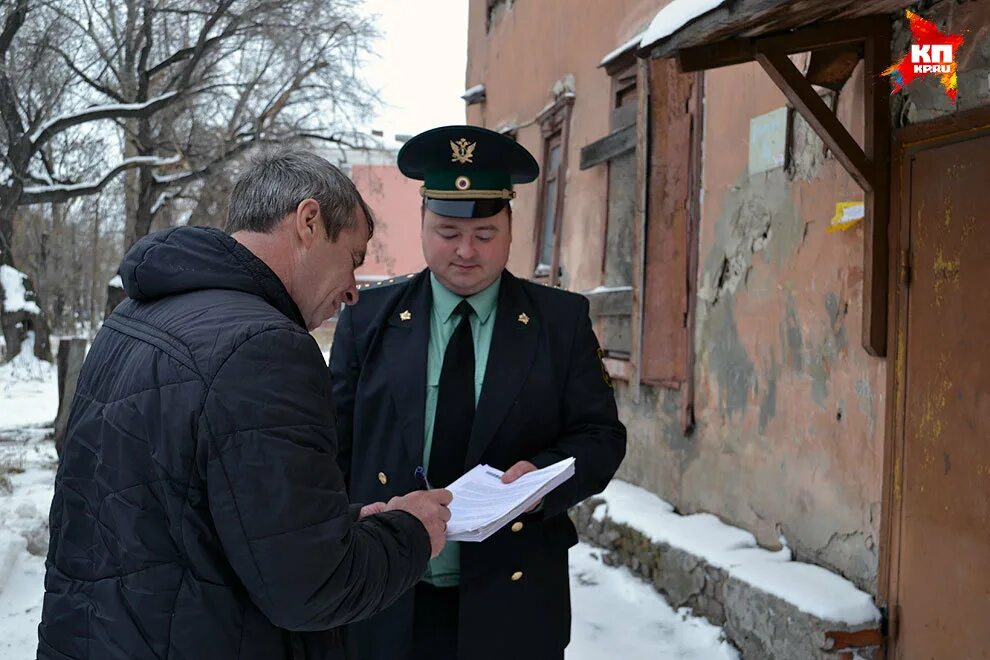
[582,285,633,295]
[600,31,646,67]
[639,0,727,51]
[594,480,881,626]
[461,83,486,103]
[1,266,41,315]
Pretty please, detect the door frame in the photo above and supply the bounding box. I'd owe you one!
[879,105,990,657]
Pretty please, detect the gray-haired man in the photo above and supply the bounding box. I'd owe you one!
[38,148,451,660]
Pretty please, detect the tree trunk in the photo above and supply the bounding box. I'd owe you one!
[89,206,102,332]
[0,143,54,362]
[54,338,87,457]
[122,120,142,251]
[0,190,20,269]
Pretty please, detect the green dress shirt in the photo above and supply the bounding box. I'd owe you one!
[422,272,500,587]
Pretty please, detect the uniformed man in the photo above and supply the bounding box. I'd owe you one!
[330,125,626,660]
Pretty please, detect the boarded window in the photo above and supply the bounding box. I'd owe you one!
[599,62,638,359]
[576,57,638,359]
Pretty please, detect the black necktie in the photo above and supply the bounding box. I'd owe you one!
[429,300,475,488]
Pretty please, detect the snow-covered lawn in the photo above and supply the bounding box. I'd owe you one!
[0,349,737,659]
[1,336,59,659]
[0,335,58,431]
[0,426,54,659]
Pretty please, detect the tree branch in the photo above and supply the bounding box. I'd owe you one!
[19,155,178,204]
[152,136,264,187]
[0,0,27,58]
[146,32,226,79]
[165,0,239,92]
[51,46,126,103]
[30,91,182,150]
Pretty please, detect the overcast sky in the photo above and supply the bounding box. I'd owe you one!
[360,0,469,139]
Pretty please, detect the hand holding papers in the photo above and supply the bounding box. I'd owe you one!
[444,457,575,541]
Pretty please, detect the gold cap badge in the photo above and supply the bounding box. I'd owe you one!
[450,138,476,164]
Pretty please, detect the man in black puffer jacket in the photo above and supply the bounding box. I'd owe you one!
[37,148,452,660]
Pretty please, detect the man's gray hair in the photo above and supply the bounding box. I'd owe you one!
[224,147,374,240]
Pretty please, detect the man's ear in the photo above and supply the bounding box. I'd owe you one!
[294,198,322,247]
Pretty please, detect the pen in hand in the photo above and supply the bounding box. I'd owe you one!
[414,466,433,490]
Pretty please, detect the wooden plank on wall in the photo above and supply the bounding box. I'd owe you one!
[628,58,650,401]
[584,288,633,317]
[579,125,636,170]
[862,21,891,357]
[641,56,694,386]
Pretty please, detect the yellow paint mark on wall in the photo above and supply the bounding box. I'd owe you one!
[916,353,953,470]
[963,215,976,241]
[827,201,864,233]
[933,248,961,308]
[945,162,969,179]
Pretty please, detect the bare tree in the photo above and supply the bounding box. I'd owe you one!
[47,0,379,248]
[0,0,380,360]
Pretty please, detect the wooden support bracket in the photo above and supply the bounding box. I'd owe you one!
[861,26,892,357]
[754,46,875,192]
[824,628,884,650]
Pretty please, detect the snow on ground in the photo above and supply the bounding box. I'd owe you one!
[0,354,741,659]
[0,334,58,430]
[568,543,737,660]
[0,433,54,660]
[0,333,59,658]
[595,480,881,626]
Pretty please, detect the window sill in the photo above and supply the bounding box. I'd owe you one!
[603,357,633,383]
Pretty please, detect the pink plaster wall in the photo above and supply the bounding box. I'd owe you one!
[351,163,427,279]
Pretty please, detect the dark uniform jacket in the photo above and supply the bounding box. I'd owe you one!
[330,269,626,660]
[38,226,431,660]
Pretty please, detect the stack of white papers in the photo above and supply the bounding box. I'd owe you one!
[445,457,576,542]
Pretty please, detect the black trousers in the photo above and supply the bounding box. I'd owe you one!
[411,582,566,660]
[413,582,459,660]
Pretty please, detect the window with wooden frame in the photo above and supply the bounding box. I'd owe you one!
[533,96,572,284]
[578,50,638,360]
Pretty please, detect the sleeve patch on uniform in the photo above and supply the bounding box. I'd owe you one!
[596,347,613,389]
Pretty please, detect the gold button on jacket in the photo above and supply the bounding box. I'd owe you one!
[510,521,524,533]
[377,472,388,485]
[510,571,523,582]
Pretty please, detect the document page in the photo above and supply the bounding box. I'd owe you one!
[445,457,575,541]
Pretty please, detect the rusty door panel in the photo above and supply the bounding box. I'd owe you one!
[897,132,990,658]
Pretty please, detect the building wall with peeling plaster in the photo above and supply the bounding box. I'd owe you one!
[464,0,990,597]
[620,59,887,594]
